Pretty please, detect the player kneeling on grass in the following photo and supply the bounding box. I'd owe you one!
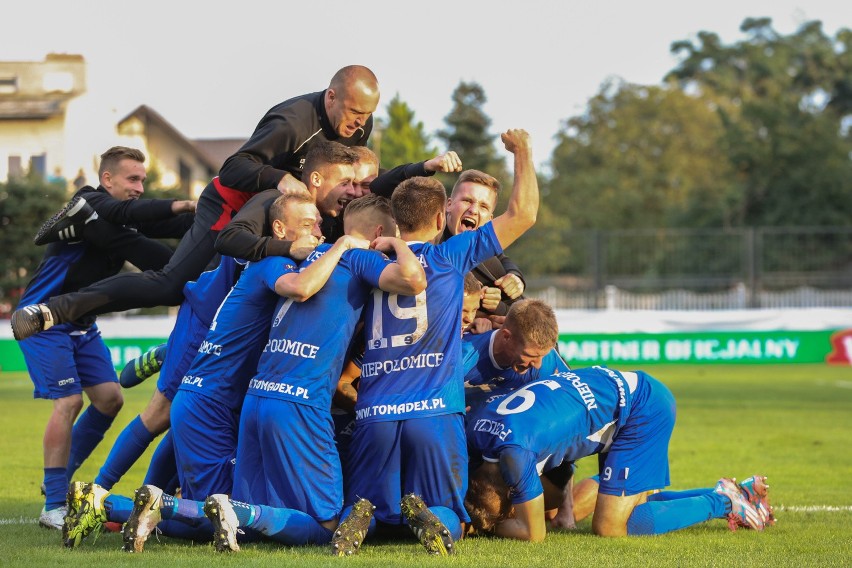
[462,300,775,540]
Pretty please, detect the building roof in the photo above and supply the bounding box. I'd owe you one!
[117,105,224,171]
[193,138,246,170]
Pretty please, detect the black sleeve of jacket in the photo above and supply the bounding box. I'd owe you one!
[369,161,432,197]
[137,213,195,240]
[81,188,176,224]
[218,101,310,192]
[215,189,292,261]
[83,218,174,271]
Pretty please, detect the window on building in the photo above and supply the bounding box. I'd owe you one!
[43,72,74,93]
[30,154,47,179]
[8,156,23,178]
[0,76,17,95]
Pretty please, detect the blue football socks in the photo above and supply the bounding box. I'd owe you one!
[94,415,154,489]
[67,405,115,481]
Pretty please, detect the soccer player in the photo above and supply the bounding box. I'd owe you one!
[215,145,462,258]
[463,300,774,541]
[443,169,526,316]
[11,65,379,340]
[203,194,427,552]
[63,189,363,550]
[340,128,539,555]
[89,255,246,494]
[16,146,192,531]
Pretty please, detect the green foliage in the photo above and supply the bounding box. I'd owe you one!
[0,174,68,310]
[548,80,737,231]
[374,94,436,170]
[666,17,852,227]
[437,81,510,192]
[1,364,851,565]
[539,17,852,283]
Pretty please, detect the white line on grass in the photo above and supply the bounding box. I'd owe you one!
[777,505,852,512]
[0,516,37,525]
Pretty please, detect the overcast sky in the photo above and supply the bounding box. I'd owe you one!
[4,0,848,169]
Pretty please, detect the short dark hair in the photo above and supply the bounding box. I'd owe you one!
[99,146,145,176]
[344,194,396,236]
[391,176,446,233]
[269,192,315,223]
[344,193,391,219]
[303,140,358,179]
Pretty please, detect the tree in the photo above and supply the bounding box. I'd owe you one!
[373,94,436,170]
[666,18,852,227]
[437,81,509,191]
[0,173,67,311]
[547,79,736,231]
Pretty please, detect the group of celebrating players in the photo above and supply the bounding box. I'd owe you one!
[13,65,774,556]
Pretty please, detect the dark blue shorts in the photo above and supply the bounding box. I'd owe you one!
[19,324,117,399]
[345,414,470,525]
[170,390,238,500]
[597,373,676,496]
[232,395,342,522]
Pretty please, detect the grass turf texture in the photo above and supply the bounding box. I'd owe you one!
[0,364,850,566]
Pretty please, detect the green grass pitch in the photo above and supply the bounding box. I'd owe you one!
[0,364,851,567]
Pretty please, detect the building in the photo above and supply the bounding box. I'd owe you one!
[117,105,244,198]
[0,54,244,198]
[0,53,86,185]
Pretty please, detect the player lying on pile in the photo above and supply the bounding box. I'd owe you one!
[462,299,775,541]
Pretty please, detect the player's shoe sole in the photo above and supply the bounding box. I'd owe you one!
[739,475,776,526]
[33,195,97,245]
[64,482,110,548]
[714,477,764,532]
[203,495,241,552]
[62,481,87,541]
[400,493,454,555]
[330,498,375,556]
[122,484,164,552]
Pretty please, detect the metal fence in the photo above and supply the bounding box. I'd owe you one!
[523,226,852,309]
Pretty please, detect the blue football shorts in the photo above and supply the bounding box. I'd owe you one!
[597,372,676,496]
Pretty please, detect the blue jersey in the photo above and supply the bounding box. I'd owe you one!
[466,365,639,503]
[177,255,298,409]
[246,243,390,411]
[355,223,502,423]
[462,331,572,391]
[182,256,245,327]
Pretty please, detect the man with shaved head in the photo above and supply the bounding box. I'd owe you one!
[13,66,381,341]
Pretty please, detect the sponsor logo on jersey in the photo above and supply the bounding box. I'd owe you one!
[355,397,446,420]
[472,417,513,441]
[551,369,598,410]
[248,378,310,399]
[263,338,320,359]
[594,366,627,408]
[57,377,75,387]
[361,352,444,378]
[198,340,222,356]
[181,375,204,387]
